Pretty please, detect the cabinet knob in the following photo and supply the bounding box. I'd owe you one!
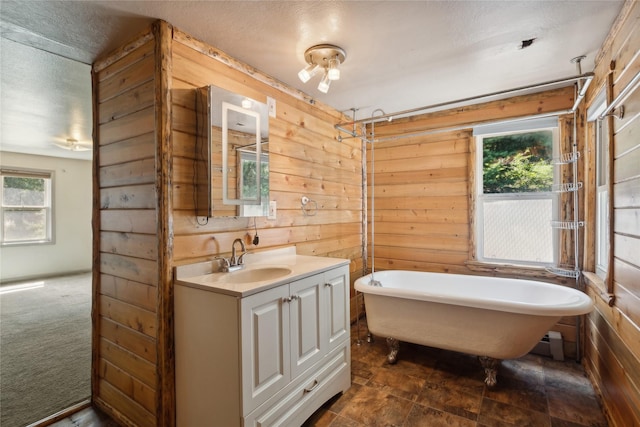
[282,295,299,303]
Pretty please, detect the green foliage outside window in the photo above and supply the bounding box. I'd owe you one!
[3,177,46,206]
[4,177,45,192]
[483,131,553,193]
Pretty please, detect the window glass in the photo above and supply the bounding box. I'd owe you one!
[1,171,52,244]
[476,126,557,266]
[239,151,269,217]
[483,131,554,193]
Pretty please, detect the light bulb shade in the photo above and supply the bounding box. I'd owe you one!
[317,72,331,93]
[327,58,340,80]
[241,98,252,109]
[298,64,319,83]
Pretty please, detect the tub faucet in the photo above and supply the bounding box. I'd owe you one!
[229,238,246,270]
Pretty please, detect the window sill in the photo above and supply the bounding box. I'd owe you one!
[467,260,556,278]
[582,271,615,306]
[1,239,54,247]
[466,260,576,283]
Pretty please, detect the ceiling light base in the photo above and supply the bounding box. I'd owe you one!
[54,138,92,152]
[304,44,346,68]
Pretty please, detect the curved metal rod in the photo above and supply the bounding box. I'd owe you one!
[335,72,595,130]
[598,69,640,120]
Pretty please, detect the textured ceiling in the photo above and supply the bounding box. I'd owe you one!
[0,0,624,160]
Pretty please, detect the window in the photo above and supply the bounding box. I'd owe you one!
[238,150,270,217]
[587,89,609,279]
[1,169,53,245]
[474,118,558,266]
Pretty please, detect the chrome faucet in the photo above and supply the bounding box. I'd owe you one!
[229,238,246,268]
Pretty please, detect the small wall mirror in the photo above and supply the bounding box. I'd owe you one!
[195,85,269,217]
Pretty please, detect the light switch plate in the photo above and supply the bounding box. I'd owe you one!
[267,96,276,118]
[268,200,277,220]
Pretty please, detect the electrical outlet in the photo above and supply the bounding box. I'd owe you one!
[267,96,276,118]
[268,200,277,220]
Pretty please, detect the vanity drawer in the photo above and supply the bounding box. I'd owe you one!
[244,344,350,427]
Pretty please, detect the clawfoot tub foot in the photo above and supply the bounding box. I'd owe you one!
[386,337,399,364]
[478,356,500,387]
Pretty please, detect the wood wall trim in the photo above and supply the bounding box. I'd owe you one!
[91,50,102,405]
[153,20,175,427]
[94,29,155,74]
[467,129,477,263]
[587,0,639,105]
[605,71,616,294]
[373,86,575,138]
[593,0,636,72]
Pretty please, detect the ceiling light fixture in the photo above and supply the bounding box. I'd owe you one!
[54,138,92,152]
[298,44,346,94]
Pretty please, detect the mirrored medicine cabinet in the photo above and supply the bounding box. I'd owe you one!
[195,84,270,218]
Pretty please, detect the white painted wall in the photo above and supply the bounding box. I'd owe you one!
[0,152,92,282]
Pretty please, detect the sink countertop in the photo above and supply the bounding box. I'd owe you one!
[174,246,350,297]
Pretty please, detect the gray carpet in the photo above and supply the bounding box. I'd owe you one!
[1,273,92,426]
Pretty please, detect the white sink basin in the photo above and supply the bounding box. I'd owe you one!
[225,267,292,284]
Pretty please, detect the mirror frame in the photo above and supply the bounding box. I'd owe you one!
[194,85,270,218]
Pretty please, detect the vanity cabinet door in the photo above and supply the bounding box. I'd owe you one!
[241,285,291,414]
[324,265,350,353]
[289,273,326,378]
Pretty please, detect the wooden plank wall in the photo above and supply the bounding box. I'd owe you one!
[92,21,362,426]
[92,28,160,426]
[169,28,363,281]
[368,86,576,274]
[367,87,582,357]
[367,130,472,274]
[583,2,640,426]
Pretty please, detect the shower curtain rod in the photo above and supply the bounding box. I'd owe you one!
[335,72,594,137]
[365,109,574,144]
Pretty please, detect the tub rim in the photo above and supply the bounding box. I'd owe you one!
[354,270,593,316]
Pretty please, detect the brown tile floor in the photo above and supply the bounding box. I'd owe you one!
[302,323,608,427]
[52,322,608,427]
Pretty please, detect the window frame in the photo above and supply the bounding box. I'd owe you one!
[473,119,560,268]
[587,88,610,280]
[583,84,615,303]
[0,168,54,246]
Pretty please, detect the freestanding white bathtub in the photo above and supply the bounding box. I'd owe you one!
[354,270,593,386]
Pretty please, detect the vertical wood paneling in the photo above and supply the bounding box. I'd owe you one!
[583,2,640,426]
[93,27,158,426]
[154,20,175,427]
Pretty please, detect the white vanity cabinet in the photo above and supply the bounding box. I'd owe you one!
[175,262,350,427]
